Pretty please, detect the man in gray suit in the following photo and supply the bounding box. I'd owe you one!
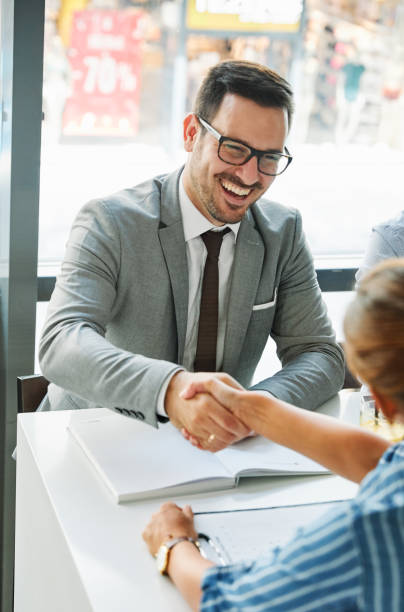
[39,60,344,452]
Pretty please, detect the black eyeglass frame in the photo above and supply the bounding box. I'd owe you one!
[197,115,293,176]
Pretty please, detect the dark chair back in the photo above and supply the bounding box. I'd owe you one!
[17,375,49,413]
[339,342,361,390]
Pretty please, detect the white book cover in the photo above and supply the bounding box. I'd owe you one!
[68,411,328,503]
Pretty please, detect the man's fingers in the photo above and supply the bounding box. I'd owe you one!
[181,428,203,449]
[201,439,234,452]
[186,395,250,443]
[175,380,251,451]
[182,416,242,451]
[182,425,246,453]
[181,427,191,440]
[207,400,250,438]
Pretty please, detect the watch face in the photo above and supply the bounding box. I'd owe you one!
[156,544,169,574]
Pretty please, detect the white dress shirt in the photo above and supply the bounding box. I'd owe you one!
[157,175,240,416]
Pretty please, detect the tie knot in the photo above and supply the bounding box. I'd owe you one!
[201,228,231,260]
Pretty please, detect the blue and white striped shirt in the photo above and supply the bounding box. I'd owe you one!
[201,442,404,611]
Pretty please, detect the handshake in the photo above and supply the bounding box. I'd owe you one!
[164,371,260,452]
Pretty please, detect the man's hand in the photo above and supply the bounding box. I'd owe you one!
[180,375,263,426]
[165,371,250,452]
[142,502,197,557]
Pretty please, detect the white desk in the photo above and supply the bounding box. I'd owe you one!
[14,391,359,612]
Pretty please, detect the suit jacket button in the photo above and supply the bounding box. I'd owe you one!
[116,408,132,417]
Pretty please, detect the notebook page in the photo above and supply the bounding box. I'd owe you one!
[216,434,328,477]
[195,501,342,563]
[68,414,232,502]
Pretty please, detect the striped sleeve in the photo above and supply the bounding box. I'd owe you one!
[200,504,362,611]
[351,444,404,612]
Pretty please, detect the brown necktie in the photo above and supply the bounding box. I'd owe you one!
[194,228,230,372]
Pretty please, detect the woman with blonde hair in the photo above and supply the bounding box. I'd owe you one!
[143,258,404,611]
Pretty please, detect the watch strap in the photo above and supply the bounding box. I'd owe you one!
[156,536,201,575]
[165,536,200,552]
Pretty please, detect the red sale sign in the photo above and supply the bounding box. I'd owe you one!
[63,9,143,136]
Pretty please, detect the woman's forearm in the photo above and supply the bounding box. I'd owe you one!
[181,378,390,482]
[167,541,214,611]
[234,393,390,483]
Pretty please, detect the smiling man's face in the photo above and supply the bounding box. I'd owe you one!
[182,93,288,226]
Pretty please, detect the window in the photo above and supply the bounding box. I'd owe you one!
[39,0,404,268]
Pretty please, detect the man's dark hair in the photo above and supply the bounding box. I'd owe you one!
[194,60,294,127]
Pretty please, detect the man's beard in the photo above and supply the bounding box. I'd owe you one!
[190,164,263,224]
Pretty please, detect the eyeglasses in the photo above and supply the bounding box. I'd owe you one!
[197,116,293,176]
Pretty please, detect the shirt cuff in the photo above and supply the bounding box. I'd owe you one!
[156,368,185,421]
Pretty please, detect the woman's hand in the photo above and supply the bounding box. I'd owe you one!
[181,378,390,483]
[143,503,214,611]
[142,502,198,556]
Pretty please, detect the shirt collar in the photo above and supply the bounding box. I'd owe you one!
[179,175,240,242]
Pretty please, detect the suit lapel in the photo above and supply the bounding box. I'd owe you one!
[157,169,265,370]
[158,169,188,364]
[222,212,264,373]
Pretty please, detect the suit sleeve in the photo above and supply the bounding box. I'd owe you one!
[355,227,396,285]
[39,200,180,427]
[251,210,345,409]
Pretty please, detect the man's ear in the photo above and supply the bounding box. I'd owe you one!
[370,387,398,423]
[183,114,200,152]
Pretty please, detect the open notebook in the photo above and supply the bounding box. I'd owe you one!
[194,501,344,564]
[68,411,328,503]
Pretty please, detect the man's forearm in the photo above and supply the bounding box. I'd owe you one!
[251,346,345,410]
[40,322,180,426]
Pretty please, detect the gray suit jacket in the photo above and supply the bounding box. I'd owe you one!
[39,168,344,426]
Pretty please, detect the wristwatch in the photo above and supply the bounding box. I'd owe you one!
[156,536,201,575]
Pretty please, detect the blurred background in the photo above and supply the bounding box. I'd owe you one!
[39,0,404,266]
[36,0,404,365]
